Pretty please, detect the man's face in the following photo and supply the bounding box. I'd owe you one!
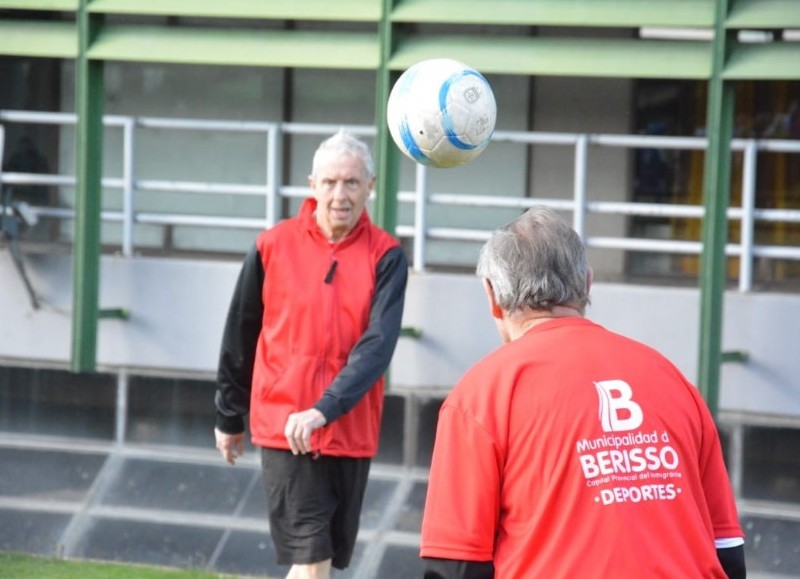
[309,151,374,242]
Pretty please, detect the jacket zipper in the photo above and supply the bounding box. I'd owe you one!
[316,247,338,457]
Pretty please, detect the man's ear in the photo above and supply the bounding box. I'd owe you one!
[586,267,594,295]
[482,278,504,320]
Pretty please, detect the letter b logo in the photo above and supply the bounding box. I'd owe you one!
[595,379,643,432]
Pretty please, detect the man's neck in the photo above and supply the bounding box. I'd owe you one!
[508,305,583,341]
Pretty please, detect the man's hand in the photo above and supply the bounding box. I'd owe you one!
[215,428,245,465]
[284,408,327,455]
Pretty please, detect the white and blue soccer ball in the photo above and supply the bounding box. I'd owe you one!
[387,58,497,169]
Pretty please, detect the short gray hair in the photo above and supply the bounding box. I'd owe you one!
[476,206,591,314]
[311,131,375,178]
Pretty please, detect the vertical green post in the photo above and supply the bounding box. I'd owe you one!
[374,0,399,235]
[71,0,104,372]
[697,0,734,417]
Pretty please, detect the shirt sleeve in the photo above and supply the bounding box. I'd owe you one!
[421,403,502,562]
[214,243,264,434]
[693,387,745,541]
[423,558,495,579]
[314,245,408,423]
[716,544,746,579]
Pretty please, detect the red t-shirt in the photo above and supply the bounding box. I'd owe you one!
[421,317,743,578]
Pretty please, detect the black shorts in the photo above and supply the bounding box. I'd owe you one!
[261,448,371,570]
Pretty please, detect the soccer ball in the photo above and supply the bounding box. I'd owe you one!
[387,58,496,169]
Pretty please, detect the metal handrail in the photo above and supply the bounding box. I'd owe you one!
[2,109,800,292]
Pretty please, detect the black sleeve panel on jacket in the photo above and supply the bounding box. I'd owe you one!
[422,558,495,579]
[215,243,265,434]
[717,545,746,579]
[314,245,408,424]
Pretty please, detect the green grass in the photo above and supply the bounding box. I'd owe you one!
[0,552,239,578]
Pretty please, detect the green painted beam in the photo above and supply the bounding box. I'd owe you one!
[98,308,131,319]
[724,42,800,79]
[374,0,400,236]
[87,0,382,21]
[0,0,77,9]
[390,37,712,79]
[377,0,402,391]
[87,26,380,69]
[727,0,800,28]
[391,0,715,27]
[0,21,77,58]
[697,0,734,419]
[71,2,104,372]
[400,327,422,339]
[721,350,749,363]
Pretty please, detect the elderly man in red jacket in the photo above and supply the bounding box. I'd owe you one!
[214,132,408,579]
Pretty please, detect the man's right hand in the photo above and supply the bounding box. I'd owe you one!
[215,428,245,465]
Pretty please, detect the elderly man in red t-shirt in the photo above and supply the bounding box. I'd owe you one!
[421,206,745,579]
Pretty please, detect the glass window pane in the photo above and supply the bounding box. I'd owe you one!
[0,365,115,440]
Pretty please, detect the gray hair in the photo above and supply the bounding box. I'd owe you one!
[476,206,591,314]
[311,131,375,178]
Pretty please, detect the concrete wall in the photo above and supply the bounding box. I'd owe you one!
[1,249,798,417]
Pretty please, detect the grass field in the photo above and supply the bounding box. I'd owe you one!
[0,552,239,578]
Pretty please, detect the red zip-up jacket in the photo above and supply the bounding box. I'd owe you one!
[215,198,408,457]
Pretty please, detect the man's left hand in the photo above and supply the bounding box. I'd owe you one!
[215,428,245,465]
[284,408,327,455]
